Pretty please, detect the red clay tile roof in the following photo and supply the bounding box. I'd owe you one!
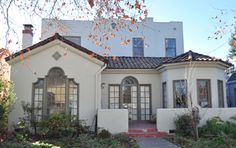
[162,50,232,66]
[106,51,232,69]
[106,56,170,69]
[5,33,107,63]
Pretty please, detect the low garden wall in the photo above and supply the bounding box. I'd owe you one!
[157,108,236,133]
[97,109,128,134]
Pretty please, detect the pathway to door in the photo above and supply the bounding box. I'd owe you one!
[136,138,180,148]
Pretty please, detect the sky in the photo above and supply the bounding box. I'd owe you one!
[146,0,236,60]
[1,0,236,60]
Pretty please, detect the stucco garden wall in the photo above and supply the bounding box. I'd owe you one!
[157,108,236,133]
[97,109,128,134]
[101,70,161,115]
[8,40,103,128]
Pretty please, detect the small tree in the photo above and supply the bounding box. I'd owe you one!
[228,26,236,60]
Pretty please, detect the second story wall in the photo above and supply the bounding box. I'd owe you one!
[41,18,184,57]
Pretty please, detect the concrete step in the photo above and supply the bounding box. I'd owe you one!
[128,128,157,133]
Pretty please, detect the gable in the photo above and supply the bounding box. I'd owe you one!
[6,33,107,66]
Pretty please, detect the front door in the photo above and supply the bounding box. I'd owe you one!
[121,85,138,120]
[121,77,151,121]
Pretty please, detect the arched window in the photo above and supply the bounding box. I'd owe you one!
[32,67,79,120]
[46,68,66,115]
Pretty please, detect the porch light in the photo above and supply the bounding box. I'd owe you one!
[101,83,106,89]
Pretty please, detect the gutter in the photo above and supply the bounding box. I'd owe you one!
[95,63,107,112]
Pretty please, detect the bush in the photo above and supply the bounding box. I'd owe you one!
[98,129,112,138]
[38,113,89,138]
[114,134,138,148]
[0,79,15,134]
[200,116,236,138]
[175,114,193,137]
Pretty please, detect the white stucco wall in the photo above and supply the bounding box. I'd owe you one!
[157,108,236,133]
[101,70,161,115]
[41,18,184,57]
[159,63,227,108]
[97,109,128,134]
[8,40,103,128]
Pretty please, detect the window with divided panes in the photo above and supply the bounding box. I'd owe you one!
[32,67,79,121]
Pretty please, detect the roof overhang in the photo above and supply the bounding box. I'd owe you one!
[157,61,231,73]
[6,33,107,66]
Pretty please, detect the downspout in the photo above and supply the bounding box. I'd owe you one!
[95,63,107,112]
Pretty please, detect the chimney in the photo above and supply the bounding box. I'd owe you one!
[22,24,33,49]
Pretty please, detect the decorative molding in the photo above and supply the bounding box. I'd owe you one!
[52,51,62,61]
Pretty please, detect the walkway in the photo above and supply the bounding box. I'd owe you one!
[136,138,180,148]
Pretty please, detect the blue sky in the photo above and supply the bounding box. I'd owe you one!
[146,0,236,59]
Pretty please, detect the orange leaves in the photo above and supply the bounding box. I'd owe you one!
[20,52,24,62]
[88,0,94,8]
[131,18,137,25]
[122,15,129,20]
[89,53,95,59]
[112,56,118,61]
[120,39,130,46]
[135,1,141,10]
[128,28,133,32]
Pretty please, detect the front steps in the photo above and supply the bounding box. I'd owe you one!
[126,128,168,138]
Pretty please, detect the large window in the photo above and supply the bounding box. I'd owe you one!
[109,85,120,109]
[133,37,144,57]
[162,82,167,108]
[32,67,79,120]
[173,80,187,108]
[197,79,211,108]
[218,80,224,108]
[165,38,176,57]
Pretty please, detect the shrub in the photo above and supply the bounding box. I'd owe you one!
[97,129,111,138]
[114,134,138,148]
[0,79,15,134]
[38,113,89,138]
[200,116,224,136]
[38,113,75,138]
[200,116,236,139]
[175,114,193,137]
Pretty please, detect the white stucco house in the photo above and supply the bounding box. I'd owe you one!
[6,19,236,134]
